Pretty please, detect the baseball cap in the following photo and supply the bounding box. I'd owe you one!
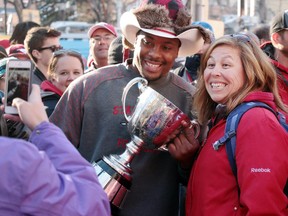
[139,0,184,21]
[88,22,118,38]
[192,21,215,43]
[0,57,17,77]
[6,44,28,59]
[270,10,288,34]
[192,21,214,33]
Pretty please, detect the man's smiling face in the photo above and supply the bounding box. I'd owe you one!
[132,31,180,81]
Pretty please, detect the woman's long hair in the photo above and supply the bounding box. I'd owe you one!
[194,34,287,125]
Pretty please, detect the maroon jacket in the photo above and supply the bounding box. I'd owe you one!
[261,42,288,122]
[186,91,288,216]
[41,80,63,96]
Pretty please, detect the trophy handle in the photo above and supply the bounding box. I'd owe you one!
[190,119,201,139]
[122,77,148,121]
[157,119,201,152]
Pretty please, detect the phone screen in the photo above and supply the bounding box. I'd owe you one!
[6,67,30,106]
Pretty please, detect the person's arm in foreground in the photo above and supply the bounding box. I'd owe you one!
[4,85,110,216]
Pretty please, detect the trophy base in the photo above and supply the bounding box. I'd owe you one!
[93,157,132,214]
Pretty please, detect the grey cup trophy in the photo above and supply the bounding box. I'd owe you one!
[93,77,200,214]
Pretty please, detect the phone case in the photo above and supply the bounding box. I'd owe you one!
[4,59,32,114]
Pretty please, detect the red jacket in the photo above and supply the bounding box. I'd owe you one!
[186,91,288,216]
[261,42,288,122]
[40,80,63,96]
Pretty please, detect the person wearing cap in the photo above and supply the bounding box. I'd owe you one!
[174,21,215,85]
[85,22,117,73]
[0,57,19,103]
[0,57,10,102]
[24,27,62,86]
[262,10,288,121]
[6,44,30,60]
[0,56,32,140]
[50,2,204,215]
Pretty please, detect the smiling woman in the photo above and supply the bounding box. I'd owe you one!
[180,34,288,216]
[40,49,84,116]
[204,44,246,104]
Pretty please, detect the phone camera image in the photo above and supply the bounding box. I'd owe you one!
[4,60,32,114]
[6,68,30,105]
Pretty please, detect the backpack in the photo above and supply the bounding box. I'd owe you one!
[212,101,288,195]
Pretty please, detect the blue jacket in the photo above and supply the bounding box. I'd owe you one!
[0,121,110,215]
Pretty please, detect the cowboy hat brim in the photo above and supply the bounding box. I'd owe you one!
[120,11,205,57]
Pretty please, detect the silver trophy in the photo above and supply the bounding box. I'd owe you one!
[93,77,200,214]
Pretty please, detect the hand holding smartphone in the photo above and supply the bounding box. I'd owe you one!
[4,59,32,115]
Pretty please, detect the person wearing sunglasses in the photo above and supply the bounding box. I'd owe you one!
[41,50,84,116]
[262,10,288,122]
[169,34,288,215]
[24,27,62,86]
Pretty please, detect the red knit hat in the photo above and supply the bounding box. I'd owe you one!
[6,44,29,59]
[139,0,184,20]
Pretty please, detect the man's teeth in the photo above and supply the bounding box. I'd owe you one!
[147,62,159,68]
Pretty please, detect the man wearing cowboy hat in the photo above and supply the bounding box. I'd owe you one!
[50,1,205,215]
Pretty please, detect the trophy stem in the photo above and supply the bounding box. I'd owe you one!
[93,135,145,214]
[119,135,144,166]
[103,135,144,176]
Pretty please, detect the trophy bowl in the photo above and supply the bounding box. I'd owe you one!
[123,77,198,150]
[93,77,200,214]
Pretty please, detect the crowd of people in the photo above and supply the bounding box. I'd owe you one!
[0,0,287,215]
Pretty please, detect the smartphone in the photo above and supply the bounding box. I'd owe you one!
[4,59,32,114]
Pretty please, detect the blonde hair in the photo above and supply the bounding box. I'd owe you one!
[194,35,287,124]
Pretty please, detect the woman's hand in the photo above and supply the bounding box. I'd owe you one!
[168,120,200,169]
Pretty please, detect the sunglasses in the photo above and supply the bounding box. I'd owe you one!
[228,34,251,43]
[51,49,84,70]
[38,45,63,52]
[52,49,82,58]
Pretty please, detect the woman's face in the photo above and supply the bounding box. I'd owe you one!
[51,55,83,92]
[204,45,246,104]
